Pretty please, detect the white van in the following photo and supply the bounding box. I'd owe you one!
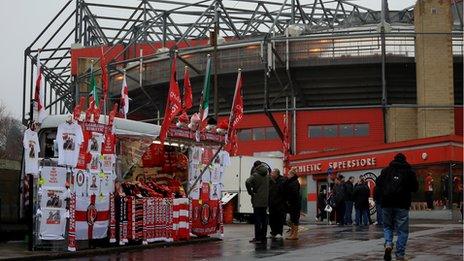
[222,156,283,221]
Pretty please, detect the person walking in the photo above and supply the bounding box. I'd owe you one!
[246,163,270,244]
[353,177,370,226]
[284,168,301,240]
[334,175,346,226]
[424,173,434,210]
[376,153,418,261]
[269,168,286,239]
[344,176,355,225]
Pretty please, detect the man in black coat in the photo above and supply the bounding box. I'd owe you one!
[269,168,286,239]
[353,177,370,226]
[334,175,346,226]
[344,176,355,225]
[376,153,418,261]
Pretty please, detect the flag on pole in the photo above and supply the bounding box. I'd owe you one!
[198,55,212,123]
[89,65,99,107]
[226,69,244,156]
[120,72,129,118]
[33,51,47,123]
[159,53,182,143]
[283,112,290,168]
[182,66,193,112]
[100,47,108,100]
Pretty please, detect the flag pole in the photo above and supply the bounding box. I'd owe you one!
[123,69,127,119]
[226,68,242,138]
[198,54,211,125]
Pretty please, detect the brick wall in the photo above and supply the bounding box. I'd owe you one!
[415,0,455,138]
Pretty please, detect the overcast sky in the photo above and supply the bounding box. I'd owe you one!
[0,0,415,120]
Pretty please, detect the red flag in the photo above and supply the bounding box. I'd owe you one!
[183,66,193,112]
[226,69,244,156]
[283,112,290,174]
[33,52,47,123]
[159,54,182,143]
[100,46,108,100]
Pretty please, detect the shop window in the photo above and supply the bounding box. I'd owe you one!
[265,127,279,140]
[308,126,323,138]
[339,124,353,136]
[238,129,252,141]
[308,123,370,138]
[323,125,337,137]
[252,128,266,141]
[354,124,369,136]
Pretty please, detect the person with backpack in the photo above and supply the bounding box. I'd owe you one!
[376,153,418,261]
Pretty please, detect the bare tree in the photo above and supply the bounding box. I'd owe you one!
[0,102,24,161]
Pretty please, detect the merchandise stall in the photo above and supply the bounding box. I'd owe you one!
[24,111,228,251]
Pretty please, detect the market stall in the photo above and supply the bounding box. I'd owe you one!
[24,111,228,251]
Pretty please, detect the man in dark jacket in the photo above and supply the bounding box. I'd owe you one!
[344,176,355,225]
[376,153,418,261]
[284,168,301,240]
[353,177,370,226]
[334,175,346,226]
[246,163,270,243]
[269,168,286,239]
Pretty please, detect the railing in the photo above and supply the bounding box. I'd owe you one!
[123,31,463,89]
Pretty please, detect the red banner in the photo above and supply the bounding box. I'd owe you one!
[191,199,221,236]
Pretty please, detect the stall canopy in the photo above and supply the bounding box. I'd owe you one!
[40,115,161,138]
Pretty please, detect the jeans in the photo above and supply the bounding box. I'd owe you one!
[376,203,383,225]
[355,208,369,226]
[253,207,268,241]
[344,201,353,224]
[382,208,410,258]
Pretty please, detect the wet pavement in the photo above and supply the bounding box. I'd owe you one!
[58,220,463,261]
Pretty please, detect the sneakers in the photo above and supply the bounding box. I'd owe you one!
[396,256,407,260]
[384,246,392,261]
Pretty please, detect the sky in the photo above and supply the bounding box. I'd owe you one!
[0,0,415,120]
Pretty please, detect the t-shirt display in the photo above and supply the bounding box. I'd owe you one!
[57,122,84,167]
[87,132,104,154]
[23,128,41,175]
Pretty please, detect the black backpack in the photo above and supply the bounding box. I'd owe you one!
[382,169,405,198]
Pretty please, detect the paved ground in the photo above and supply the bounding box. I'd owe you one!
[54,220,462,261]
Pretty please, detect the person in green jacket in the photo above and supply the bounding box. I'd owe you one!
[246,163,270,244]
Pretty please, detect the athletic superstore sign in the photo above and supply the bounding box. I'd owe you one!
[294,157,377,175]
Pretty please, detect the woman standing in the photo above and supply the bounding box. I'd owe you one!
[285,168,301,240]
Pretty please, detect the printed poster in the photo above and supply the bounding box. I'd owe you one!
[40,189,67,209]
[39,208,67,240]
[41,166,67,189]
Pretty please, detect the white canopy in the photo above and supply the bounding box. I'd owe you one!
[40,115,161,138]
